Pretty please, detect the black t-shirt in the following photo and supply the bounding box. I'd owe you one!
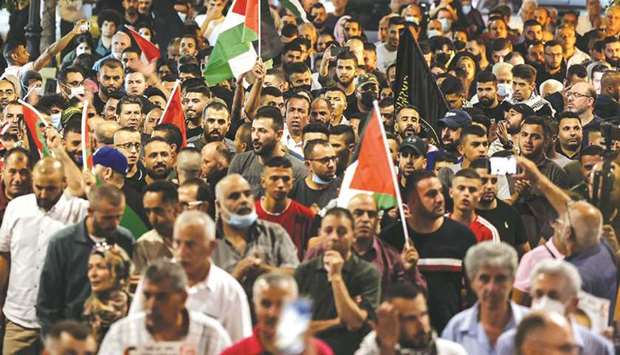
[344,92,359,119]
[291,177,341,209]
[473,100,510,123]
[477,199,528,248]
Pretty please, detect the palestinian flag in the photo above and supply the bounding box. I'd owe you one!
[159,81,187,147]
[337,102,400,210]
[281,0,308,22]
[81,101,93,171]
[125,25,161,63]
[204,0,282,86]
[120,206,149,240]
[18,100,49,159]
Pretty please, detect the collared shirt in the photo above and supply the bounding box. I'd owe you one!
[356,331,467,355]
[132,229,174,275]
[514,238,564,293]
[98,310,232,355]
[212,219,300,274]
[129,263,252,342]
[222,327,334,355]
[0,192,88,328]
[496,321,613,355]
[567,48,591,68]
[441,302,529,355]
[281,128,304,158]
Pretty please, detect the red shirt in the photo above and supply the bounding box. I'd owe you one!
[255,199,316,259]
[449,214,500,243]
[221,327,334,355]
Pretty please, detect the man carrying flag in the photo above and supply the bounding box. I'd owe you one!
[18,100,50,160]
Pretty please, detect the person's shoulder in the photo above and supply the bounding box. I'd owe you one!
[209,264,245,293]
[441,218,477,243]
[574,324,614,353]
[230,151,255,164]
[442,306,475,337]
[289,200,316,218]
[256,218,288,235]
[435,338,468,355]
[7,193,35,208]
[189,310,227,331]
[48,221,84,244]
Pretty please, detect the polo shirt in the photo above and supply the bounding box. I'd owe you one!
[496,321,613,355]
[566,241,618,320]
[0,192,89,329]
[36,218,134,334]
[129,263,252,342]
[514,238,564,293]
[221,327,334,355]
[99,310,231,355]
[477,199,529,248]
[357,331,467,355]
[295,254,381,355]
[441,302,529,355]
[132,229,174,274]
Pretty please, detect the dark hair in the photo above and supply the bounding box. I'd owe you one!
[205,100,229,114]
[556,111,581,125]
[512,64,537,83]
[281,23,299,38]
[286,62,311,76]
[470,157,491,172]
[153,123,183,152]
[336,50,357,64]
[323,207,354,227]
[522,116,551,141]
[97,9,122,29]
[329,124,355,146]
[36,94,68,114]
[262,86,283,98]
[566,64,587,80]
[63,116,82,138]
[144,136,172,150]
[46,320,91,342]
[523,19,543,29]
[285,92,311,109]
[303,139,330,159]
[303,122,329,136]
[145,180,179,205]
[57,65,84,84]
[264,156,293,169]
[544,40,562,49]
[603,35,620,48]
[580,144,604,158]
[178,63,202,77]
[324,86,346,97]
[144,87,166,99]
[255,106,284,131]
[476,71,497,84]
[116,95,143,115]
[122,47,141,57]
[440,75,464,96]
[405,170,437,199]
[383,282,425,301]
[471,115,491,132]
[4,147,32,168]
[491,38,511,52]
[454,168,481,180]
[515,313,548,353]
[180,178,212,203]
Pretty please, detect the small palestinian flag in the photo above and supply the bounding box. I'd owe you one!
[18,100,49,159]
[81,101,93,171]
[125,25,161,63]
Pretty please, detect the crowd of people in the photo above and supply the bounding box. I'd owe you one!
[0,0,619,353]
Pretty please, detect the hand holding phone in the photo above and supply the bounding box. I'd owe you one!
[490,156,517,175]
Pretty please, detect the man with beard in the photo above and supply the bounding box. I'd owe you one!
[94,58,124,113]
[471,158,530,256]
[536,40,567,87]
[398,136,428,198]
[93,31,131,72]
[292,139,339,210]
[142,137,174,186]
[603,36,620,69]
[309,3,328,33]
[447,169,500,243]
[473,72,510,124]
[515,20,544,57]
[222,273,332,355]
[442,242,528,354]
[433,110,472,166]
[404,171,476,332]
[513,116,568,246]
[62,116,84,168]
[197,100,235,152]
[256,157,315,259]
[0,158,89,353]
[114,128,146,191]
[328,124,355,178]
[0,79,18,113]
[490,103,535,155]
[0,148,32,225]
[565,81,601,145]
[36,184,134,335]
[377,17,406,72]
[332,51,359,118]
[228,106,306,196]
[132,181,181,274]
[355,74,379,115]
[295,207,381,354]
[395,106,423,141]
[357,283,466,355]
[183,86,211,144]
[122,0,140,26]
[555,112,583,160]
[282,93,310,158]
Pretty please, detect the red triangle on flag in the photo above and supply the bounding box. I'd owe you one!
[349,107,397,197]
[159,82,187,148]
[125,26,161,63]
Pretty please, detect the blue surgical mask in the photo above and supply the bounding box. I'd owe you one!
[462,5,472,15]
[312,173,335,185]
[439,18,452,32]
[427,29,441,38]
[221,204,257,229]
[497,83,512,97]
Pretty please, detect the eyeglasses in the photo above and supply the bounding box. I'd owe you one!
[116,142,141,150]
[564,91,592,99]
[309,156,338,164]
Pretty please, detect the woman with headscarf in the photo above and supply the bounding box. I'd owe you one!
[83,245,132,345]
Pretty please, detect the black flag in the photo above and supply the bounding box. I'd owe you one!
[260,0,283,61]
[393,29,448,146]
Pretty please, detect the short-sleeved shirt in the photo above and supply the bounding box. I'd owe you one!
[291,177,341,209]
[448,214,500,243]
[477,199,529,248]
[228,151,307,196]
[513,238,564,293]
[295,254,381,355]
[221,327,334,355]
[411,219,477,333]
[132,229,174,274]
[212,219,300,274]
[255,199,316,259]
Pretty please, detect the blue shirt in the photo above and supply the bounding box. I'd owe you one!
[496,321,613,355]
[441,302,529,355]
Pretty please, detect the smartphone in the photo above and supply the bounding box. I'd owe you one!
[80,22,90,32]
[330,45,343,57]
[275,298,312,355]
[44,79,57,95]
[490,156,517,175]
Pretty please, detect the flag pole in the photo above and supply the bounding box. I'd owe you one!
[258,0,262,60]
[18,99,49,128]
[372,100,412,249]
[159,80,180,125]
[81,100,90,172]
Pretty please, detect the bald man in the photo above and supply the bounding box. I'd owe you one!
[515,311,578,355]
[0,158,89,353]
[130,210,252,342]
[176,149,202,185]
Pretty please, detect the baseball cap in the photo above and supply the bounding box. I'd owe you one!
[439,110,472,129]
[355,74,379,90]
[399,136,429,156]
[92,146,128,175]
[507,103,536,119]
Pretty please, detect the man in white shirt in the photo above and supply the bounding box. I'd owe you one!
[100,259,231,355]
[556,24,590,68]
[0,157,89,354]
[130,210,252,342]
[376,17,405,73]
[282,93,310,158]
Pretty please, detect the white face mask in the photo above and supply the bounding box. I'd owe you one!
[427,29,441,38]
[69,85,85,99]
[178,12,187,22]
[50,113,62,129]
[438,18,452,32]
[462,5,472,14]
[531,295,566,315]
[497,83,513,97]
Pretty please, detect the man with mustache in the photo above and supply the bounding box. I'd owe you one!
[36,185,134,336]
[442,242,528,354]
[182,86,210,145]
[473,72,510,124]
[356,283,466,355]
[292,139,340,210]
[197,100,235,152]
[282,93,310,158]
[555,112,583,160]
[564,81,600,146]
[94,58,124,113]
[0,148,31,226]
[0,158,88,353]
[99,260,232,354]
[395,106,422,141]
[142,137,174,186]
[398,136,428,199]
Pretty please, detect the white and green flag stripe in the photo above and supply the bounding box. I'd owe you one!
[282,0,308,22]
